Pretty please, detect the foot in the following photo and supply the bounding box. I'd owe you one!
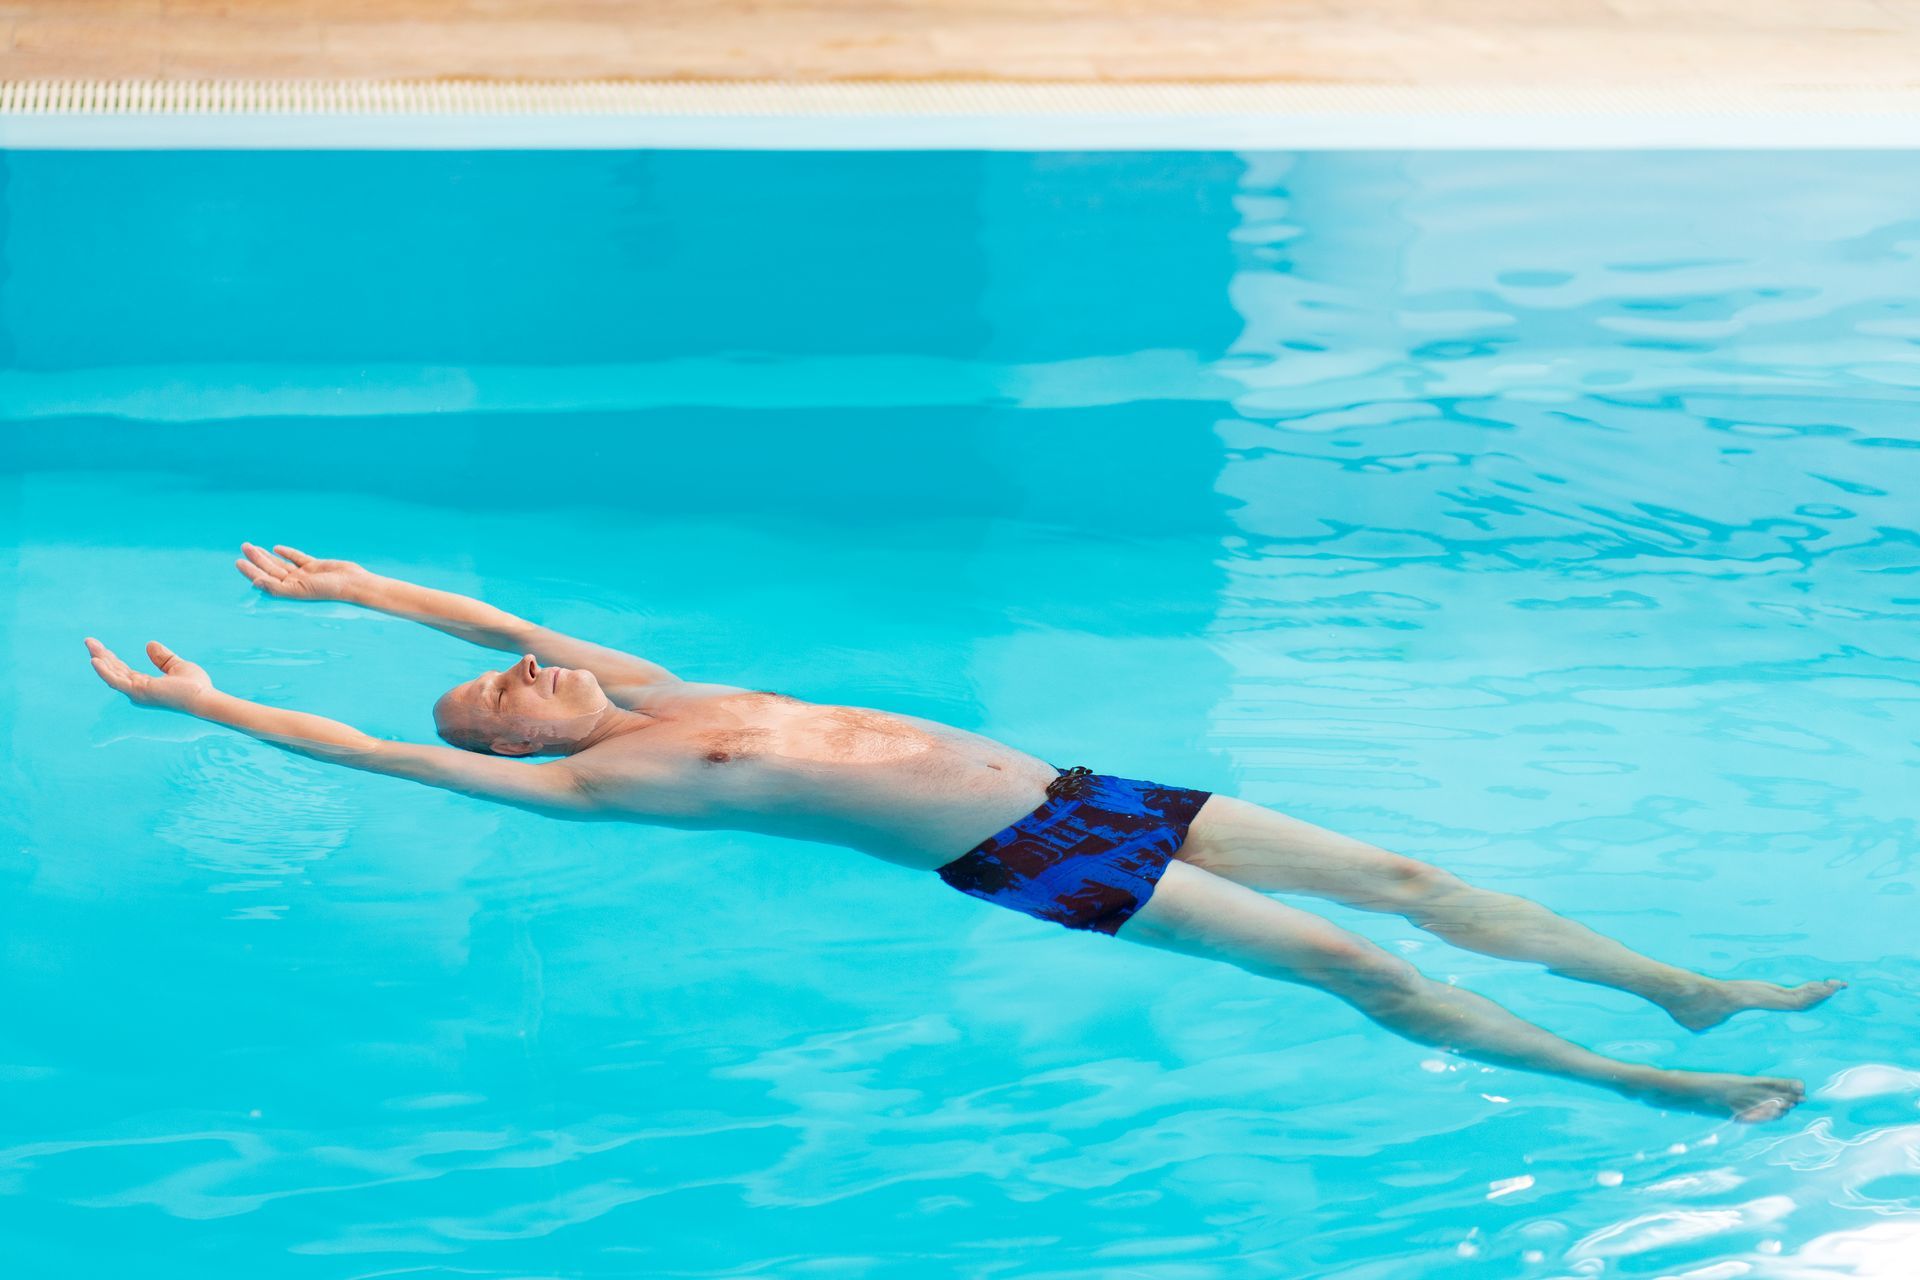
[1665,978,1846,1033]
[1626,1069,1807,1123]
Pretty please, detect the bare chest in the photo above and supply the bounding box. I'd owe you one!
[666,694,946,767]
[572,691,1057,858]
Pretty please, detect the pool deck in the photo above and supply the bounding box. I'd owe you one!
[4,1,1919,86]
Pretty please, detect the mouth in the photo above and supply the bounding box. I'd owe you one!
[543,667,560,696]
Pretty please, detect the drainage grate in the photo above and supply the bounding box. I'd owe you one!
[5,78,1919,116]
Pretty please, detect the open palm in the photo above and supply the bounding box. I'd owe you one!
[236,543,368,602]
[84,638,213,710]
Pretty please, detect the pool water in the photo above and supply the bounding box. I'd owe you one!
[2,149,1917,1278]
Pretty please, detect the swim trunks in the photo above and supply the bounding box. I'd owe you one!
[936,767,1213,935]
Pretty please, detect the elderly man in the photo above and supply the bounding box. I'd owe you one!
[84,542,1842,1122]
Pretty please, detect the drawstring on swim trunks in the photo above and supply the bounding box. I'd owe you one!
[1047,765,1095,800]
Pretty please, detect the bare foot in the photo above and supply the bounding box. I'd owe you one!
[1666,978,1846,1033]
[1626,1069,1807,1123]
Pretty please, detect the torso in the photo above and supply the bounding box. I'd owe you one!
[564,682,1060,869]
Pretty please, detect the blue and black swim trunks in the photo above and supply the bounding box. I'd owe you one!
[936,767,1214,935]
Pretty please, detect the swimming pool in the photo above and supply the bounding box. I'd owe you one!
[3,148,1916,1277]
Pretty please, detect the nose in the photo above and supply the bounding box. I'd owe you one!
[516,654,538,683]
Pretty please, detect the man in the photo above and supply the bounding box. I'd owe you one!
[85,542,1842,1122]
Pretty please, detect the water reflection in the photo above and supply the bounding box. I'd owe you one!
[1210,150,1919,1278]
[1,149,1914,1277]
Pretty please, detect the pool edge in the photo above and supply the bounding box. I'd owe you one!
[5,79,1920,149]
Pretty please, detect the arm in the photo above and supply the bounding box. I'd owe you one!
[235,543,677,699]
[84,638,595,816]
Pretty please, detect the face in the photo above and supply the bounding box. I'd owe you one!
[434,655,611,756]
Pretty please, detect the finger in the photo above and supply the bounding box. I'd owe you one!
[86,643,131,684]
[272,544,315,567]
[90,657,133,692]
[241,542,290,579]
[87,639,130,674]
[242,542,290,577]
[146,640,179,672]
[236,558,279,591]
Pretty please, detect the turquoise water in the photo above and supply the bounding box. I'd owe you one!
[3,149,1917,1277]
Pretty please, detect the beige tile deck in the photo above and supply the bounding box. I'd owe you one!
[2,0,1918,85]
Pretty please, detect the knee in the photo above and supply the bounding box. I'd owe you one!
[1375,859,1467,912]
[1308,942,1425,1009]
[1357,958,1426,1011]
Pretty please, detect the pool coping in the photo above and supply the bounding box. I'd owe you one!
[5,79,1920,148]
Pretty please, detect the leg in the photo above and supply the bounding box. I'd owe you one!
[1121,860,1804,1121]
[1177,797,1842,1032]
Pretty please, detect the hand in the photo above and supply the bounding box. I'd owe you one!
[85,638,215,711]
[236,543,370,603]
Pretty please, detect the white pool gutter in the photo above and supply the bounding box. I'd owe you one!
[3,80,1919,149]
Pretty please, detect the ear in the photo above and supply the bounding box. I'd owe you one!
[489,738,539,757]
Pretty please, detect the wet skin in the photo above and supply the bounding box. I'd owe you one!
[80,543,1844,1125]
[453,659,1066,869]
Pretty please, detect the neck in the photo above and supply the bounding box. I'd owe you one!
[569,703,652,754]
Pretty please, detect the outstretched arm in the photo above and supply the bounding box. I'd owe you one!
[85,638,594,815]
[235,543,677,700]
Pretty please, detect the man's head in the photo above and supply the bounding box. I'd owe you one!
[433,655,612,756]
